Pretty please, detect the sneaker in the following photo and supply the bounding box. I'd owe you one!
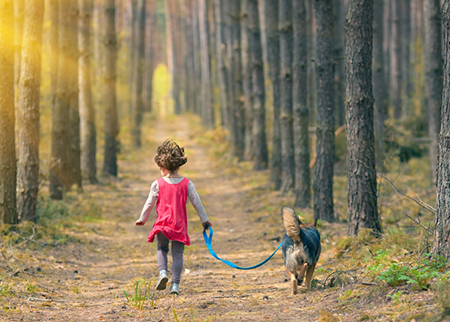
[170,283,180,295]
[156,271,168,290]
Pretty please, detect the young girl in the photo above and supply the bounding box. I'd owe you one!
[135,139,212,295]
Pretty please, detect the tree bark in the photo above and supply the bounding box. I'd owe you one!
[390,0,402,119]
[314,0,335,222]
[213,0,228,126]
[0,0,18,224]
[263,0,282,189]
[401,0,412,118]
[131,0,145,147]
[434,0,450,259]
[248,0,268,170]
[17,0,44,222]
[198,0,214,129]
[103,0,118,176]
[333,0,345,127]
[144,0,157,113]
[345,0,381,237]
[184,0,195,113]
[373,0,388,169]
[279,0,295,193]
[293,0,310,208]
[79,0,97,184]
[192,0,202,116]
[225,0,245,159]
[424,0,443,184]
[241,0,253,161]
[14,0,25,109]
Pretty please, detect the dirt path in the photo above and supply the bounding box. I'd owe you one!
[2,116,434,321]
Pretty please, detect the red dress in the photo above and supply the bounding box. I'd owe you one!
[147,177,191,246]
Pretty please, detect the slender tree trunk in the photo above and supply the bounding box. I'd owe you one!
[198,0,214,128]
[192,0,202,116]
[307,0,317,126]
[434,0,450,259]
[383,0,390,93]
[263,0,281,189]
[248,0,268,170]
[293,0,310,208]
[225,0,245,159]
[241,0,253,161]
[79,0,97,183]
[373,0,388,169]
[165,0,176,114]
[213,0,228,126]
[401,0,411,118]
[103,0,118,176]
[424,0,443,184]
[17,0,44,222]
[0,0,18,224]
[345,0,381,236]
[314,0,335,222]
[279,0,295,193]
[184,0,195,113]
[92,0,104,121]
[131,0,145,147]
[333,0,345,127]
[14,0,25,109]
[391,0,402,119]
[144,0,156,113]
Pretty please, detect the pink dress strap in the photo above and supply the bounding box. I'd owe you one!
[147,177,191,246]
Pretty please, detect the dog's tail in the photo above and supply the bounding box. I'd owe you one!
[282,207,302,243]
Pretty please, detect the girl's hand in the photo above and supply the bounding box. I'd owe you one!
[202,221,213,230]
[135,220,145,226]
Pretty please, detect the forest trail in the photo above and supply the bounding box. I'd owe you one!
[2,116,438,322]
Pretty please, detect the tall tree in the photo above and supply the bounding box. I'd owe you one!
[0,0,18,224]
[293,0,310,208]
[373,0,388,169]
[314,0,335,222]
[225,0,245,158]
[345,0,381,236]
[79,0,97,183]
[131,0,145,147]
[198,0,214,128]
[213,0,228,126]
[17,0,44,222]
[248,0,268,170]
[184,0,195,113]
[103,0,118,176]
[14,0,25,109]
[165,0,181,115]
[144,0,157,112]
[192,0,202,116]
[424,0,443,184]
[241,0,253,161]
[401,0,412,118]
[263,0,282,189]
[390,0,402,119]
[434,0,450,259]
[279,0,295,193]
[333,0,345,127]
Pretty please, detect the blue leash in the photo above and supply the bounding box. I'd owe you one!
[202,226,283,270]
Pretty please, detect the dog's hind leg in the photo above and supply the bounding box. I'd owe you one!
[304,263,317,289]
[286,269,298,295]
[297,263,308,286]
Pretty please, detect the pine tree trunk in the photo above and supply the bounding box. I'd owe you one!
[279,0,295,193]
[424,0,443,184]
[0,0,18,224]
[373,0,388,169]
[225,0,244,159]
[263,0,281,189]
[434,0,450,259]
[144,0,156,113]
[293,0,310,208]
[17,0,44,222]
[401,0,411,118]
[14,0,25,109]
[345,0,381,236]
[333,0,345,127]
[391,0,402,119]
[248,0,267,170]
[198,0,214,128]
[131,0,145,147]
[213,0,228,126]
[314,0,335,222]
[192,0,202,116]
[241,0,253,161]
[184,0,195,113]
[79,0,97,184]
[103,0,118,176]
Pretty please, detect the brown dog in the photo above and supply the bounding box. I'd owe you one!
[281,207,321,295]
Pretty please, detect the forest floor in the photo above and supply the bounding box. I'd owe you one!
[1,114,450,321]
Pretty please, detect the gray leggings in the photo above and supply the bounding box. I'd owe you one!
[156,232,185,284]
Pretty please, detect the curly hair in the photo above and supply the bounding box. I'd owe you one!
[154,139,187,172]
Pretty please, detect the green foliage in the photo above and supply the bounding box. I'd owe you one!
[26,283,39,294]
[123,280,158,311]
[386,290,404,304]
[0,284,12,297]
[367,250,448,290]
